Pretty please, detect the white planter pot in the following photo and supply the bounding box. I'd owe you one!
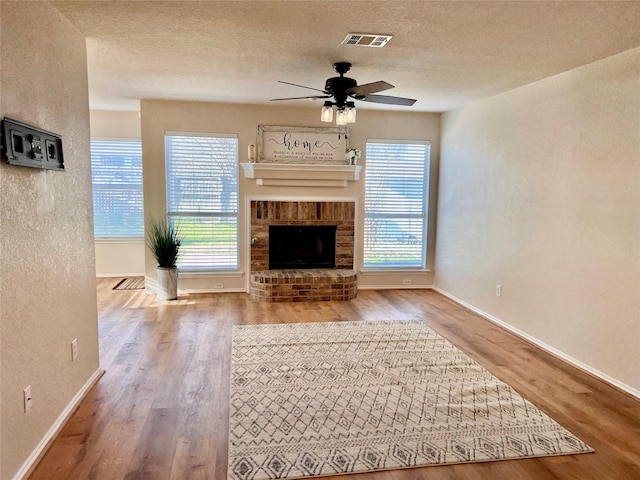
[156,267,178,301]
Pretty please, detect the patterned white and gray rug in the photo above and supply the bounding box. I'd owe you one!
[228,320,592,480]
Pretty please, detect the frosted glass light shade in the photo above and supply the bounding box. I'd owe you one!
[345,104,356,123]
[335,109,347,126]
[321,104,333,122]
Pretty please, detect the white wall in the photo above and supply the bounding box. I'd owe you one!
[0,2,101,478]
[436,47,640,393]
[141,100,441,292]
[90,110,145,276]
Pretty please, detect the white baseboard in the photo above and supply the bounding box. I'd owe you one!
[143,276,244,295]
[357,285,433,291]
[433,287,640,400]
[96,273,144,278]
[180,288,247,294]
[12,368,106,480]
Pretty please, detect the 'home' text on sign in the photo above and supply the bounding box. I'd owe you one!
[257,126,349,164]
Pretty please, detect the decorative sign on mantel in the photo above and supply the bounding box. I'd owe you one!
[257,125,350,165]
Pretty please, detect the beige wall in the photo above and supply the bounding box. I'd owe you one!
[0,2,100,479]
[436,48,640,393]
[90,110,145,276]
[94,240,145,277]
[90,110,141,139]
[141,100,440,291]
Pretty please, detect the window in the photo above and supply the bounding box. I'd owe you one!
[165,133,239,270]
[364,140,430,269]
[90,139,143,238]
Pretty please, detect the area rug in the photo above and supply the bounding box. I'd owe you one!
[228,320,592,480]
[113,277,145,290]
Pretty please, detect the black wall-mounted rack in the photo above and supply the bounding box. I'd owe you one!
[1,117,65,171]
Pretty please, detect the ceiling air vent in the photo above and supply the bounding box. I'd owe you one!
[341,33,392,48]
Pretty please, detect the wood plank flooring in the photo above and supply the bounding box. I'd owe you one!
[28,279,640,479]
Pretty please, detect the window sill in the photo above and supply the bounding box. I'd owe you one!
[95,237,144,243]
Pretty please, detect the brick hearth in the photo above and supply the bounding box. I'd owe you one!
[250,269,357,302]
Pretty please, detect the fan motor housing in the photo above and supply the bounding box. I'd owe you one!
[324,76,357,107]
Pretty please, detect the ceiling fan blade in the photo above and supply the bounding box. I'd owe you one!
[278,80,327,94]
[359,94,417,106]
[346,81,394,96]
[270,95,331,101]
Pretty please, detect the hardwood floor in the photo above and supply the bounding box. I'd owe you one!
[29,279,640,479]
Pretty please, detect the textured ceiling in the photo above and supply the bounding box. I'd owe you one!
[51,0,640,112]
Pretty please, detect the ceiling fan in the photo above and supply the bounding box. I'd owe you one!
[270,62,416,124]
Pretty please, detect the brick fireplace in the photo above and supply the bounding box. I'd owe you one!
[249,200,357,301]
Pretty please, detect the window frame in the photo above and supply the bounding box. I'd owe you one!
[363,138,431,271]
[164,131,240,272]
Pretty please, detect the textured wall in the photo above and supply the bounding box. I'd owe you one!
[0,2,100,478]
[436,48,640,392]
[141,100,440,291]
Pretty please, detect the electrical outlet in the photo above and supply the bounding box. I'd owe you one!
[214,283,224,289]
[24,385,32,412]
[402,279,412,285]
[71,339,78,361]
[496,284,502,297]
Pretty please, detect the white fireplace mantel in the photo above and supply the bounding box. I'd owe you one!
[240,163,363,188]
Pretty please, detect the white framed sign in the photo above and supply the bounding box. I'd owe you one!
[257,125,350,164]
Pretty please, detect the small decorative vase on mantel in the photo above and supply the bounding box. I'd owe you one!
[345,148,362,165]
[146,218,181,301]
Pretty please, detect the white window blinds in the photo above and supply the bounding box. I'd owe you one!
[91,139,144,238]
[364,140,430,269]
[165,134,239,270]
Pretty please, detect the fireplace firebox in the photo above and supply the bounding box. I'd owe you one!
[269,225,336,269]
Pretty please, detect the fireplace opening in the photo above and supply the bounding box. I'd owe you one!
[269,225,336,269]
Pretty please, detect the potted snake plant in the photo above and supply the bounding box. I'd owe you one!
[146,218,181,301]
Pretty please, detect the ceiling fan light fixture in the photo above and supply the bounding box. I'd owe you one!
[345,102,356,123]
[321,101,334,122]
[335,108,347,126]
